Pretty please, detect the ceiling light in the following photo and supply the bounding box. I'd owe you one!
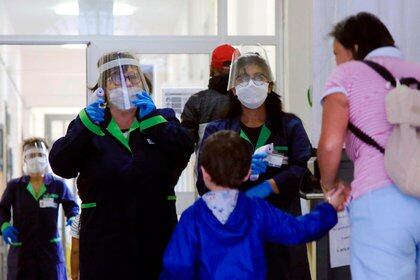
[113,3,136,16]
[53,2,79,16]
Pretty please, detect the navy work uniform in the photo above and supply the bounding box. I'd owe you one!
[0,174,79,280]
[49,108,193,279]
[197,113,313,280]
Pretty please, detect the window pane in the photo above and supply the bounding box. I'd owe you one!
[228,0,275,35]
[137,54,209,110]
[0,0,217,35]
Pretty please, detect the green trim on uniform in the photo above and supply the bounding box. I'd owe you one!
[1,222,11,232]
[240,130,252,145]
[106,118,140,152]
[10,242,22,247]
[274,146,289,152]
[240,124,272,150]
[139,115,167,132]
[167,195,177,201]
[81,202,97,209]
[26,182,47,201]
[44,193,59,199]
[79,109,105,136]
[255,125,271,150]
[50,237,61,243]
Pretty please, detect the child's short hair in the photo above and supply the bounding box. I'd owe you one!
[200,130,252,188]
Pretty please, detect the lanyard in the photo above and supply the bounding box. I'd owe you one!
[106,118,140,152]
[240,124,271,150]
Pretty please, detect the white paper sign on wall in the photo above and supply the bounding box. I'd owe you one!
[329,210,351,268]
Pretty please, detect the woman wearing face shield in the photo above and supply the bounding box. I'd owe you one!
[0,138,79,280]
[49,52,193,279]
[197,47,312,279]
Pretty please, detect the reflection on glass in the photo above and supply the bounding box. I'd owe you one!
[228,0,275,35]
[137,54,209,108]
[233,45,276,81]
[0,0,217,35]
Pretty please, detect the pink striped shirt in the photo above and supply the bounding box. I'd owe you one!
[322,47,420,199]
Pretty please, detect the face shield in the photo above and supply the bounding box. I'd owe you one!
[227,46,274,109]
[97,53,150,111]
[23,141,49,175]
[227,45,274,91]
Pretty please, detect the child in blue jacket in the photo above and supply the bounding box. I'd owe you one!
[161,130,348,279]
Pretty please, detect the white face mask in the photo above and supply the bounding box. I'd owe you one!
[235,81,269,109]
[26,156,48,174]
[108,86,142,111]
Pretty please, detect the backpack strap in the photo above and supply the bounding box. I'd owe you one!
[348,123,385,154]
[362,60,397,87]
[346,60,392,154]
[400,77,420,89]
[364,60,420,89]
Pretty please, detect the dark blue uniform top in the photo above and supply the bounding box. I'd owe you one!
[161,192,337,280]
[0,173,78,267]
[49,108,193,279]
[198,113,312,209]
[197,113,314,279]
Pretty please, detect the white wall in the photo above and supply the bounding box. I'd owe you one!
[283,0,313,141]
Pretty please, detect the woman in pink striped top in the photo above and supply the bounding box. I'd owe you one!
[318,12,420,280]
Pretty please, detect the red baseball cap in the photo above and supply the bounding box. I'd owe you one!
[211,44,236,70]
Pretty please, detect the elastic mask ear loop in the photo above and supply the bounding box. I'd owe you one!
[117,59,131,110]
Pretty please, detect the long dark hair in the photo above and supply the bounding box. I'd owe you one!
[330,12,395,60]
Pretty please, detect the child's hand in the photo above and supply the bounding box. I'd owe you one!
[325,183,350,211]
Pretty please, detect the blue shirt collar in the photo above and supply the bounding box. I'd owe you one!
[365,46,403,60]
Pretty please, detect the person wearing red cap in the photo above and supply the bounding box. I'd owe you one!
[181,44,235,148]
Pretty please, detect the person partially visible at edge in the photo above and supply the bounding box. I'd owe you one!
[49,51,193,279]
[0,137,79,280]
[181,44,236,148]
[70,214,80,280]
[318,12,420,280]
[161,130,346,280]
[196,46,314,279]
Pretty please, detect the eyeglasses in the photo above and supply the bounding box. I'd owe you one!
[235,73,268,88]
[107,72,142,86]
[24,153,46,160]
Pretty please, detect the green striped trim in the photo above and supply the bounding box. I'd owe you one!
[81,202,97,209]
[50,237,61,243]
[167,195,177,201]
[140,115,167,131]
[274,146,288,152]
[10,242,22,247]
[79,109,105,136]
[1,222,11,232]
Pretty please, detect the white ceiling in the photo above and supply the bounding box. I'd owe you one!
[0,0,216,35]
[1,45,86,108]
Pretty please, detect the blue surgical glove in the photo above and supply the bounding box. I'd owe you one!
[86,98,105,124]
[66,216,75,227]
[245,181,273,198]
[2,225,19,245]
[251,152,269,175]
[132,91,156,119]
